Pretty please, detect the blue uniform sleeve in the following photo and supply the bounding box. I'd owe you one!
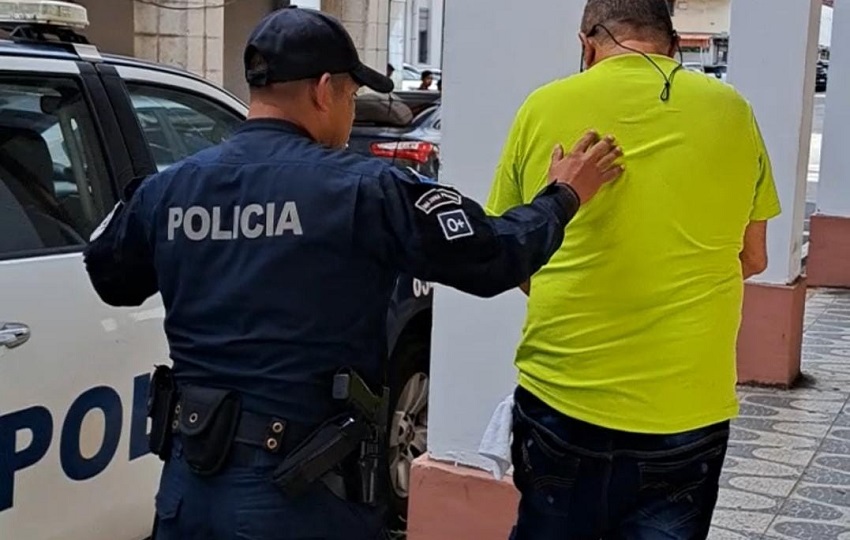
[364,167,579,298]
[83,177,159,306]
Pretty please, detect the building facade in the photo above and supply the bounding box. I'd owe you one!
[76,0,281,102]
[669,0,834,65]
[669,0,731,65]
[396,0,443,69]
[77,0,442,102]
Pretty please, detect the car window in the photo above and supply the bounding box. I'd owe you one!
[0,77,110,259]
[126,84,242,172]
[411,106,439,128]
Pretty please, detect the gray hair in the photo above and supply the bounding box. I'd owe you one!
[581,0,675,43]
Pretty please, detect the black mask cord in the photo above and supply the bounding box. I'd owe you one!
[587,23,685,102]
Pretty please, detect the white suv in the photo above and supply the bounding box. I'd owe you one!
[0,3,243,538]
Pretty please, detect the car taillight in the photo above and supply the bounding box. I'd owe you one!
[370,141,436,164]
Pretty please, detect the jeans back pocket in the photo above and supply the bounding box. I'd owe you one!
[636,440,727,531]
[511,406,581,518]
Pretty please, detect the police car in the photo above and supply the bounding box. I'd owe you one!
[0,2,432,537]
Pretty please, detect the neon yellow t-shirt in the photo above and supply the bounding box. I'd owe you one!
[486,54,782,434]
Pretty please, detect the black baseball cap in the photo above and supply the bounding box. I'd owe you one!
[244,6,394,93]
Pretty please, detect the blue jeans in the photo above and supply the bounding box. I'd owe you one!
[154,440,386,540]
[510,386,729,540]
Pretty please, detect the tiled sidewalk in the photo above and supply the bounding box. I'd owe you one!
[709,288,850,540]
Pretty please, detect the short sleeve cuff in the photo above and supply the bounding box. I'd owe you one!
[750,201,782,222]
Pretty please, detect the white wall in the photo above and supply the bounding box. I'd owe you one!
[727,0,820,285]
[818,2,850,217]
[428,0,584,471]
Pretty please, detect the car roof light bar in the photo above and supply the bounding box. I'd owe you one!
[0,0,89,30]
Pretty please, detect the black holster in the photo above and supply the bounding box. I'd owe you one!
[331,369,390,506]
[147,365,178,460]
[355,427,386,506]
[271,414,372,499]
[176,385,242,476]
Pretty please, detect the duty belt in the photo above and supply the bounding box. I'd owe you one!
[169,393,324,475]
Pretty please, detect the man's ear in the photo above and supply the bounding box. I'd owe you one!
[579,32,595,69]
[313,73,335,112]
[669,31,681,59]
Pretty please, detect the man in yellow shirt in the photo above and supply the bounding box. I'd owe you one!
[487,1,782,538]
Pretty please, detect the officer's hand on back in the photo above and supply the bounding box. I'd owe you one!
[549,131,624,205]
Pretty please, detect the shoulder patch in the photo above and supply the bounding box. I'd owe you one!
[415,187,462,215]
[436,209,475,241]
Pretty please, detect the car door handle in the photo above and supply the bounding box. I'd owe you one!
[0,323,31,349]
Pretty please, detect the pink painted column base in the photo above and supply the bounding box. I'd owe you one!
[407,457,517,540]
[736,278,806,387]
[807,214,850,288]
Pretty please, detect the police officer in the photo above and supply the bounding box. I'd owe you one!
[84,6,623,540]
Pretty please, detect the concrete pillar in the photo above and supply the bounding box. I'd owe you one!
[406,2,584,539]
[223,0,275,102]
[428,0,443,68]
[726,0,820,385]
[388,0,406,87]
[134,0,225,85]
[322,0,389,74]
[76,0,135,56]
[808,0,850,287]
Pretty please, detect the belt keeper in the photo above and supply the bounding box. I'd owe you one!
[265,418,286,453]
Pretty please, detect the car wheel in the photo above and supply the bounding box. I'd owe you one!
[386,336,430,529]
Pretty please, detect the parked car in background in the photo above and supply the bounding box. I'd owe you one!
[349,91,441,180]
[682,62,728,83]
[703,63,728,82]
[817,60,829,92]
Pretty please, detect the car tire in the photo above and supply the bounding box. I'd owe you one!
[386,334,430,530]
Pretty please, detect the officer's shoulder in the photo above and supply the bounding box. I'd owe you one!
[311,146,393,179]
[131,163,181,196]
[126,157,201,206]
[308,146,424,186]
[340,147,441,182]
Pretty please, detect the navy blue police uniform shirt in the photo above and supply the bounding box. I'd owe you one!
[84,119,579,426]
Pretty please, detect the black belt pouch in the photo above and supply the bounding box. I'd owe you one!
[147,365,177,460]
[176,386,242,476]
